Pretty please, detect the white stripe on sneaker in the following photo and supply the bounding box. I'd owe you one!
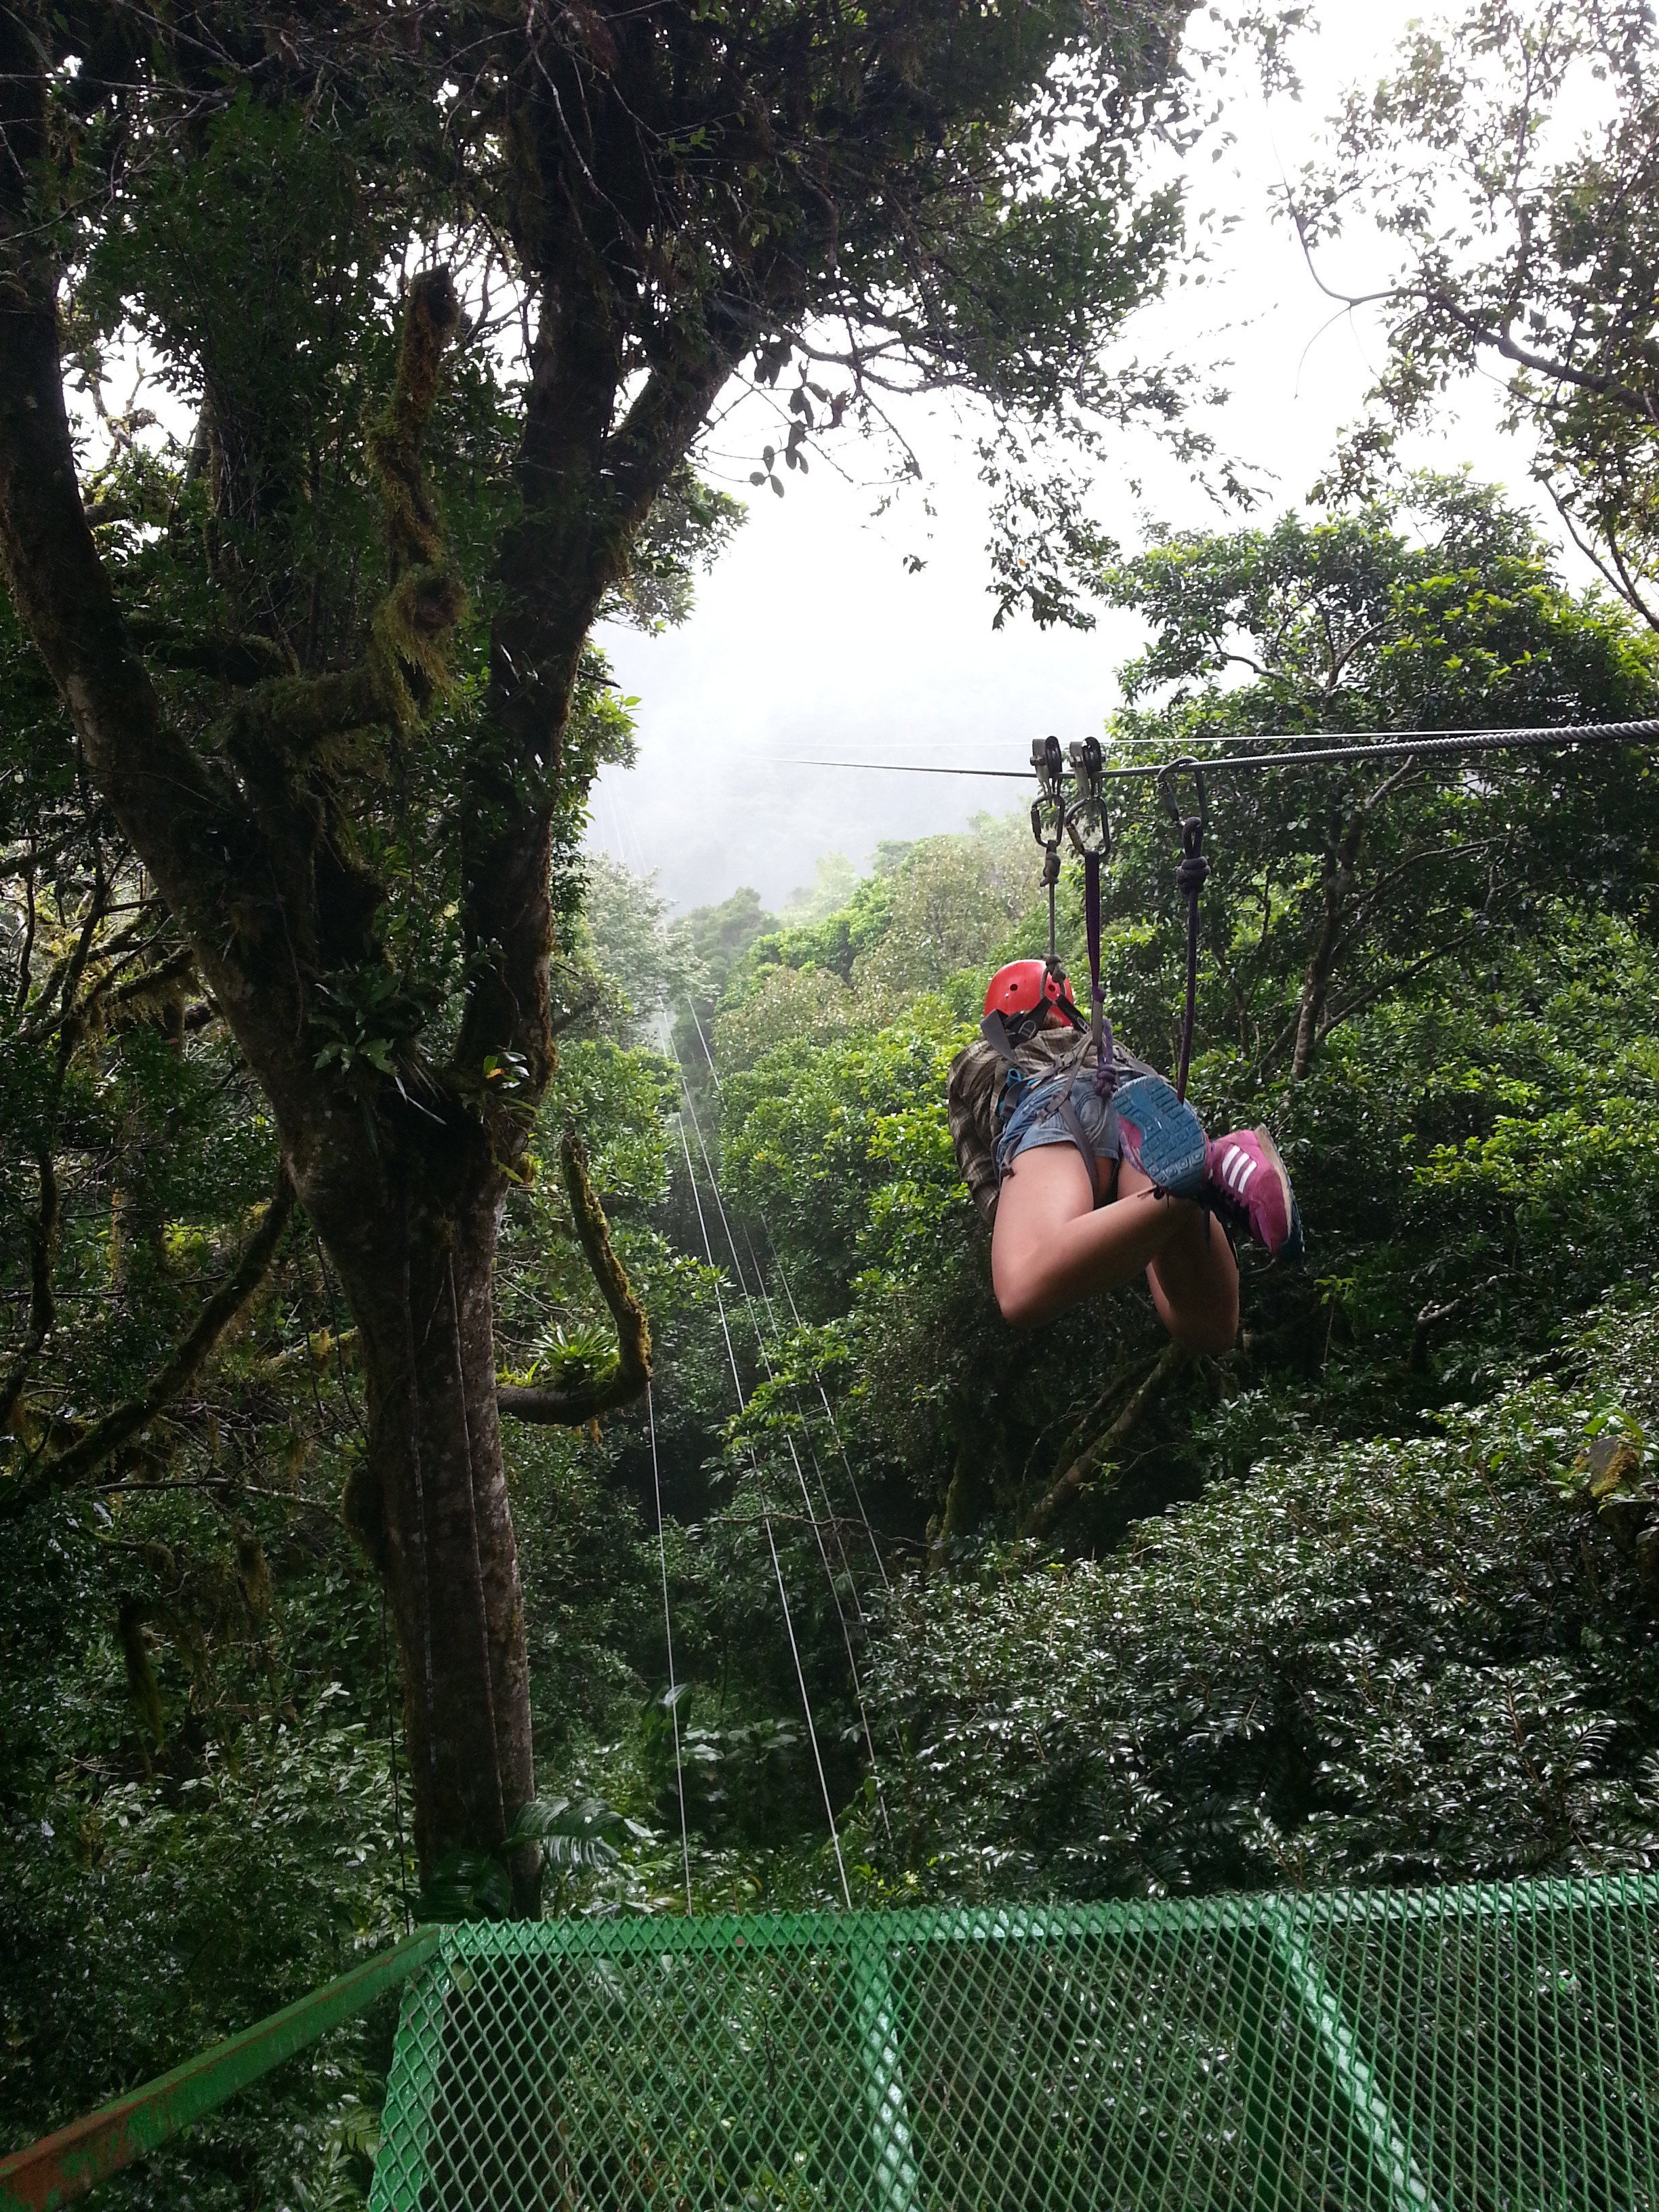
[1238,1158,1258,1189]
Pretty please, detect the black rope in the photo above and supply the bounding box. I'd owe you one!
[1067,737,1114,1096]
[1160,762,1208,1103]
[787,716,1659,782]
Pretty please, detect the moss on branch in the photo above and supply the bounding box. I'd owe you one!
[496,1132,651,1427]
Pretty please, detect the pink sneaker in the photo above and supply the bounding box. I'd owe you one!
[1206,1127,1304,1261]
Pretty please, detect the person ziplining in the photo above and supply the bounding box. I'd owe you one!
[947,738,1303,1350]
[803,712,1659,1346]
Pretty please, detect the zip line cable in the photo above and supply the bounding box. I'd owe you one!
[674,1110,853,1907]
[585,704,1659,1887]
[598,778,887,1855]
[379,1586,413,1932]
[685,1128,876,1639]
[599,778,888,1599]
[731,1210,874,1636]
[674,1060,890,1839]
[783,714,1659,781]
[682,999,891,1595]
[647,1381,693,1913]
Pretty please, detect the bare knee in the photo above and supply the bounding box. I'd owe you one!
[993,1256,1052,1332]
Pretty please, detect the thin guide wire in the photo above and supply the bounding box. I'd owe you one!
[646,1381,693,1914]
[674,1111,852,1906]
[683,998,890,1593]
[785,713,1659,782]
[675,1056,890,1836]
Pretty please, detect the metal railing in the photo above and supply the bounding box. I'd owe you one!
[9,1875,1659,2211]
[0,1929,437,2212]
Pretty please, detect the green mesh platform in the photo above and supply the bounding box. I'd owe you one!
[370,1876,1659,2212]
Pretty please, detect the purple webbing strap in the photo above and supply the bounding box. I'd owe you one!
[1084,848,1114,1099]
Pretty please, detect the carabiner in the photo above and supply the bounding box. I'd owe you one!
[1157,754,1208,845]
[1029,733,1067,854]
[1065,736,1110,860]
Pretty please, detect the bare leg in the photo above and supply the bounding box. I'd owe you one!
[991,1143,1238,1353]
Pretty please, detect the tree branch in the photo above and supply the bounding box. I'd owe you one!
[1022,1342,1185,1540]
[0,41,243,954]
[497,1131,651,1427]
[1427,290,1658,423]
[0,1143,57,1432]
[1286,204,1658,422]
[1,1168,296,1516]
[124,617,294,687]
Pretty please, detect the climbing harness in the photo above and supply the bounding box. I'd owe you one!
[1158,758,1208,1104]
[981,736,1124,1197]
[996,737,1204,1184]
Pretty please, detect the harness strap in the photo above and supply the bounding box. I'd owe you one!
[1158,759,1210,1107]
[981,1012,1110,1199]
[1084,846,1115,1103]
[1174,827,1208,1104]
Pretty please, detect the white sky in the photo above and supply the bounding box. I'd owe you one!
[590,1,1573,912]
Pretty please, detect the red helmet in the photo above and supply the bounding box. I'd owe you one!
[983,959,1082,1040]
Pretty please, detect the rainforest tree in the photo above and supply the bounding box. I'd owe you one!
[0,0,1198,1902]
[1290,0,1659,628]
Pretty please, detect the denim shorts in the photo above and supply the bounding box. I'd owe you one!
[994,1067,1124,1188]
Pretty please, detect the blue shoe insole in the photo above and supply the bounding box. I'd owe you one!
[1113,1075,1208,1200]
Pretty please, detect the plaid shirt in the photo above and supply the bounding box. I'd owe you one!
[947,1024,1155,1225]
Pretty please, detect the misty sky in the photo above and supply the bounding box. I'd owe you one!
[589,3,1565,915]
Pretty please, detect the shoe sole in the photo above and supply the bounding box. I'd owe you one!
[1113,1075,1209,1200]
[1248,1124,1305,1263]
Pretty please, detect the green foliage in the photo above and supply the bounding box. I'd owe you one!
[697,487,1659,1551]
[863,1292,1659,1901]
[714,815,1038,1073]
[422,1795,632,1923]
[571,859,708,1048]
[1292,1,1659,632]
[680,888,779,1012]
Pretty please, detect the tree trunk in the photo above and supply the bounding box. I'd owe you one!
[1292,819,1360,1081]
[301,1125,537,1912]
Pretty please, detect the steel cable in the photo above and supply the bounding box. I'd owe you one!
[674,1061,890,1839]
[674,1111,853,1906]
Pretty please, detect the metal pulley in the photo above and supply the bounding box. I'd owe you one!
[1029,735,1067,968]
[1065,737,1111,861]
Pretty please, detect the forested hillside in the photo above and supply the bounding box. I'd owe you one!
[8,480,1659,2203]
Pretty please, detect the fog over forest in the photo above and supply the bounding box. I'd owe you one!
[589,0,1583,912]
